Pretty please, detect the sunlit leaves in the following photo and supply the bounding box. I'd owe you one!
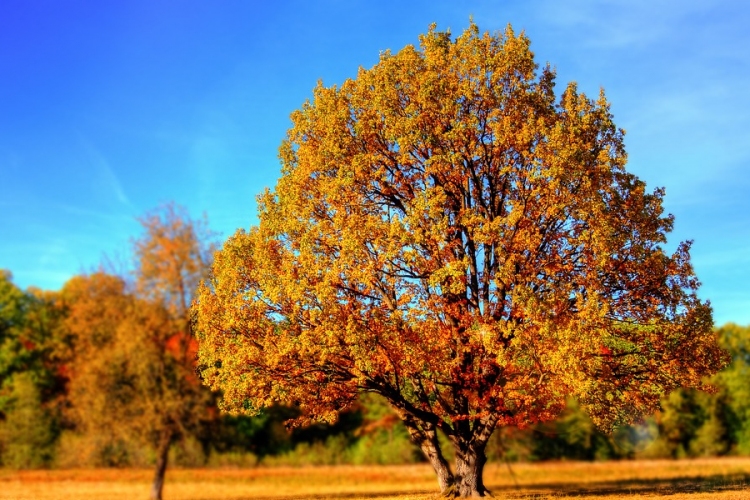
[194,22,726,441]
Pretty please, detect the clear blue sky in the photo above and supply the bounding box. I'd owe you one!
[1,1,748,325]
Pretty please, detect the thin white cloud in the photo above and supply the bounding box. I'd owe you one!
[78,135,132,207]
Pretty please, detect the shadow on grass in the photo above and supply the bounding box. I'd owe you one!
[210,472,750,499]
[490,472,750,498]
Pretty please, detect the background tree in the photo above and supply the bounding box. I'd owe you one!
[131,203,217,500]
[0,272,64,467]
[610,324,749,460]
[60,272,148,466]
[714,323,750,453]
[194,23,727,498]
[61,204,216,500]
[0,270,31,401]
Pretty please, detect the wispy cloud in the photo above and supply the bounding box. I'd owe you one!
[78,135,132,207]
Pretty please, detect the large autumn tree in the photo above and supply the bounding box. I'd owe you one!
[194,24,727,497]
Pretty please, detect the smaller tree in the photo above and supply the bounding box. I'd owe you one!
[132,203,216,500]
[62,204,216,500]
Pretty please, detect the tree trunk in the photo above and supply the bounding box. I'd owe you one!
[453,442,491,498]
[150,429,173,500]
[398,412,455,494]
[420,425,455,494]
[393,406,497,498]
[450,414,497,498]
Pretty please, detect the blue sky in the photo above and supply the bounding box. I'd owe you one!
[1,0,748,325]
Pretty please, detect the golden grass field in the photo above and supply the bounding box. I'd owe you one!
[2,457,750,499]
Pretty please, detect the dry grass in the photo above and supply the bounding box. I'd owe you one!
[1,457,749,499]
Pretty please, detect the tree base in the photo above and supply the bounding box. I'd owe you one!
[441,484,495,498]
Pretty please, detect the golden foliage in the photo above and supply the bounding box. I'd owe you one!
[193,22,728,495]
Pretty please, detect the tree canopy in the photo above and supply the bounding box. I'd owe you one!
[193,23,728,497]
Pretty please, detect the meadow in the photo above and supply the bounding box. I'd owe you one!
[2,457,750,500]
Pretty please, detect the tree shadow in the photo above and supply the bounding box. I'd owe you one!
[194,472,750,500]
[487,472,750,497]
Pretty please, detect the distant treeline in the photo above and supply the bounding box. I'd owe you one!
[1,206,749,471]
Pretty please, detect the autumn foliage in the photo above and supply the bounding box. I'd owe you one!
[60,204,216,500]
[193,23,727,497]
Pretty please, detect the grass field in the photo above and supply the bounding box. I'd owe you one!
[2,457,750,499]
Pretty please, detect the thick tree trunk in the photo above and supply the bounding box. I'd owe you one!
[453,442,491,498]
[449,414,497,498]
[392,404,498,498]
[150,429,173,500]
